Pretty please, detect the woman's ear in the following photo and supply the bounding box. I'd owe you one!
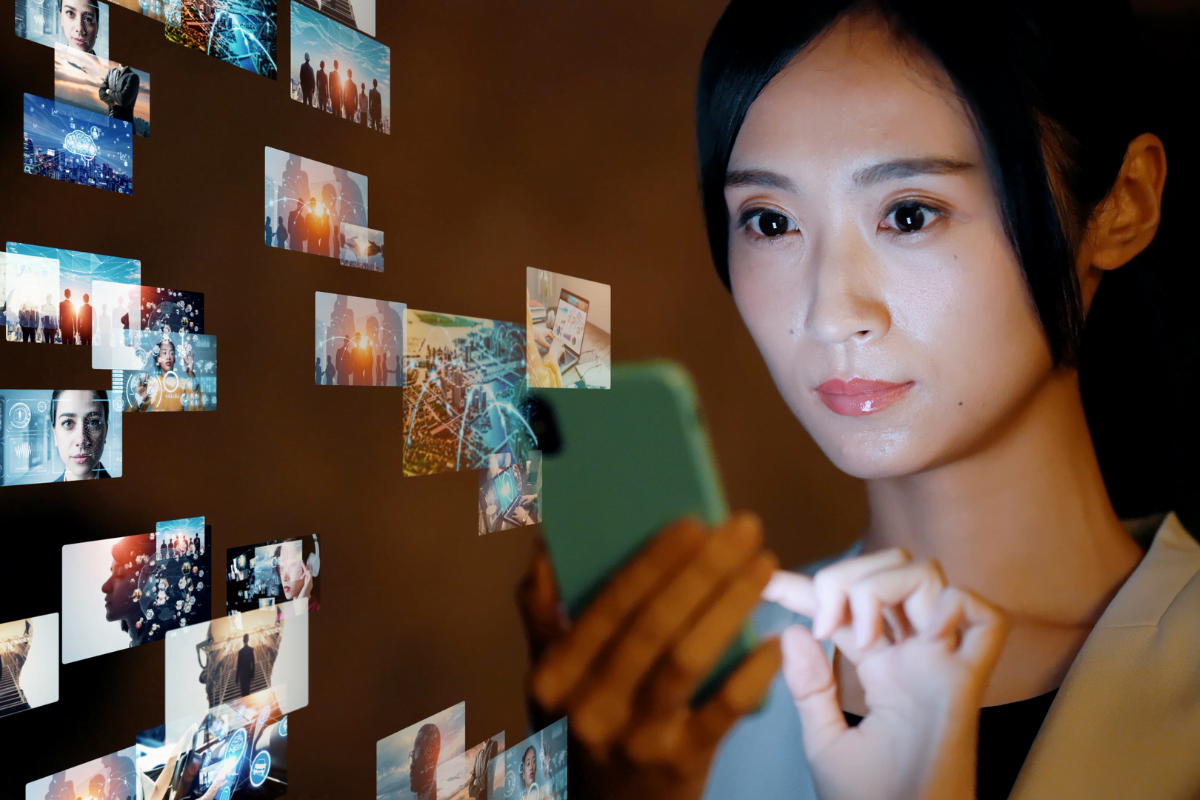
[1084,133,1167,272]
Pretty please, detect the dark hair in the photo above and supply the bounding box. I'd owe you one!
[51,389,109,427]
[697,0,1146,368]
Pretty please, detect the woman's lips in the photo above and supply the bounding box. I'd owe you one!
[71,453,92,463]
[815,378,913,417]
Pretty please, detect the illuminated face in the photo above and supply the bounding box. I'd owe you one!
[158,339,176,372]
[53,390,107,479]
[278,543,308,600]
[60,1,99,53]
[522,747,536,787]
[725,15,1052,480]
[101,540,140,624]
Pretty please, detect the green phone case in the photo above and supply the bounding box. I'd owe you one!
[537,359,757,706]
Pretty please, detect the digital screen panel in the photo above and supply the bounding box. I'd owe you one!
[92,285,206,369]
[461,732,506,800]
[0,613,59,721]
[226,533,320,615]
[165,604,308,745]
[265,147,368,258]
[290,0,389,132]
[315,292,405,386]
[139,687,288,799]
[15,0,110,60]
[54,46,151,138]
[142,286,204,333]
[377,702,466,800]
[339,223,384,271]
[25,746,137,800]
[526,268,612,390]
[5,241,141,346]
[0,389,124,486]
[295,0,374,36]
[23,94,133,194]
[489,717,568,800]
[479,451,542,535]
[164,0,279,81]
[112,329,218,412]
[403,310,534,476]
[61,525,212,663]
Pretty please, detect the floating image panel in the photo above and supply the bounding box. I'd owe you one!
[109,0,174,21]
[296,0,373,36]
[291,0,389,132]
[165,604,308,745]
[0,613,59,721]
[15,0,110,60]
[340,223,384,271]
[489,717,568,800]
[0,389,123,486]
[315,292,405,386]
[6,241,141,346]
[61,526,212,664]
[89,280,142,368]
[140,687,289,800]
[142,286,205,333]
[265,147,369,257]
[22,94,133,194]
[226,533,321,615]
[113,329,218,412]
[2,252,60,344]
[460,732,505,800]
[165,0,279,80]
[478,450,542,535]
[403,310,533,476]
[54,46,151,138]
[377,702,466,800]
[526,268,612,390]
[25,746,137,800]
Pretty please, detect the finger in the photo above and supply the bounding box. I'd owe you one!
[946,587,1008,670]
[517,542,567,663]
[779,624,847,757]
[684,637,782,764]
[644,551,778,714]
[761,570,816,617]
[569,513,763,750]
[529,519,706,712]
[844,560,946,649]
[811,548,911,639]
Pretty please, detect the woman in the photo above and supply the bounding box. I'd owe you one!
[518,3,1197,799]
[134,335,204,411]
[52,389,113,480]
[58,0,99,55]
[274,537,320,613]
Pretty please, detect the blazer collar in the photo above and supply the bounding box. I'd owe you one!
[1011,512,1200,799]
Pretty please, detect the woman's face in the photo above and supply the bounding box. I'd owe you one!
[522,747,537,786]
[53,390,108,479]
[158,340,176,372]
[278,544,309,600]
[725,16,1052,480]
[60,1,99,52]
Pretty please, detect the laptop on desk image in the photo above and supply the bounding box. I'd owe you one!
[548,287,590,372]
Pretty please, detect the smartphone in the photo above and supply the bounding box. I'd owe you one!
[531,359,756,706]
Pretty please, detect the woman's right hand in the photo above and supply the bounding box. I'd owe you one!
[518,512,782,800]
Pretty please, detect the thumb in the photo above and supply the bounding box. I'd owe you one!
[780,625,847,757]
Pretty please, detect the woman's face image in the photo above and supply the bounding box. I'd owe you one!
[725,15,1055,480]
[53,390,108,480]
[278,543,309,600]
[158,339,176,372]
[59,0,99,53]
[101,538,144,626]
[522,746,537,787]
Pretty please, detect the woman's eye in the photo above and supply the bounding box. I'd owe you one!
[743,209,796,238]
[884,201,941,234]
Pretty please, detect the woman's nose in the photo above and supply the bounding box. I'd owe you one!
[803,236,890,346]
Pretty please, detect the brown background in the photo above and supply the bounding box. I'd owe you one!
[0,1,1196,796]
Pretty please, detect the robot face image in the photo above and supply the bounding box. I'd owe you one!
[409,723,442,795]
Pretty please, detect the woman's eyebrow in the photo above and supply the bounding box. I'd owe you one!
[725,168,798,193]
[852,156,976,188]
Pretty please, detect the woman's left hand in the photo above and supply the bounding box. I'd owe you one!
[763,550,1008,800]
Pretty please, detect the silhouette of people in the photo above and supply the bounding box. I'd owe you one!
[315,357,323,385]
[328,294,356,368]
[359,83,369,126]
[77,293,92,345]
[99,752,137,800]
[325,355,335,385]
[100,535,156,648]
[378,352,385,385]
[274,215,288,249]
[265,216,273,246]
[99,64,140,123]
[59,288,76,345]
[97,302,109,347]
[370,78,382,131]
[395,354,402,386]
[40,293,58,345]
[329,60,342,118]
[317,59,329,111]
[343,68,357,122]
[287,198,307,252]
[335,337,352,386]
[237,633,256,698]
[117,295,129,345]
[280,152,310,232]
[335,167,366,227]
[320,183,338,257]
[159,537,168,561]
[299,51,315,106]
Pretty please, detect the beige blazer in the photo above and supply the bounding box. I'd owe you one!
[1011,512,1200,799]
